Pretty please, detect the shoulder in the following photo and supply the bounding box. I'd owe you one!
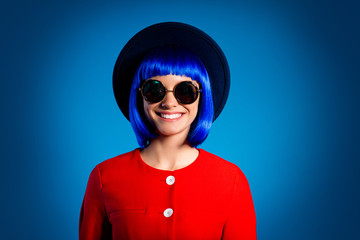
[199,149,240,172]
[96,148,140,175]
[198,149,248,182]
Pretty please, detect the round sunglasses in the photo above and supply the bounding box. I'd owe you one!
[139,79,201,104]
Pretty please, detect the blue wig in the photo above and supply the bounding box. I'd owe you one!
[129,45,214,148]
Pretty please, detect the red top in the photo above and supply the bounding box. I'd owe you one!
[79,149,256,239]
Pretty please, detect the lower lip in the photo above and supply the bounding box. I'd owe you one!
[158,114,184,122]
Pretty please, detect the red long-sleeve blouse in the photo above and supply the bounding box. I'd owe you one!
[79,148,256,239]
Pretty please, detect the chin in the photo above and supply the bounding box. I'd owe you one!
[156,126,190,137]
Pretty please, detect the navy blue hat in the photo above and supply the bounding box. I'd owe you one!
[113,22,230,121]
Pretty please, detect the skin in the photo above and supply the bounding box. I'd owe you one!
[140,74,200,171]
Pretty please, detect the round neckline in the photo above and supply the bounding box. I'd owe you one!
[135,148,202,173]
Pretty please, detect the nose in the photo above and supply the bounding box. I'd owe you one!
[160,90,178,108]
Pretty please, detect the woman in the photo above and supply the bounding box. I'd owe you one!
[79,22,256,239]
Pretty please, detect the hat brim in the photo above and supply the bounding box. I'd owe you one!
[113,22,230,121]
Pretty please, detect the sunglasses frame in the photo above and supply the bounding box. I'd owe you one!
[139,79,202,105]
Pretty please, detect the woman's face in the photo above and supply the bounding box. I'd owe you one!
[142,74,200,138]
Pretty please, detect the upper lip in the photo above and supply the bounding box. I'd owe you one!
[156,111,185,114]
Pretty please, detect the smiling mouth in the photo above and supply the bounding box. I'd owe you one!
[156,112,183,120]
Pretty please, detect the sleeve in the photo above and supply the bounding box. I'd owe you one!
[79,165,112,240]
[222,167,257,239]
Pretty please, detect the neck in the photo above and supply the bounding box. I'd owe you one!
[140,135,199,171]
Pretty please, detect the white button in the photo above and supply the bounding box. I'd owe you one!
[166,176,175,185]
[163,208,173,218]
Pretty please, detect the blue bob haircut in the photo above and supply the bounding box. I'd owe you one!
[129,45,214,149]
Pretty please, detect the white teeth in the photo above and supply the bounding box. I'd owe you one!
[160,113,182,119]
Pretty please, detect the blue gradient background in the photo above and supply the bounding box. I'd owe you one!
[1,0,359,239]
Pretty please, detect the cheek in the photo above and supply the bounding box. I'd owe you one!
[143,101,152,121]
[189,102,200,120]
[143,101,158,126]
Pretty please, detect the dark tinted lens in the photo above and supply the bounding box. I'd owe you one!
[142,80,165,103]
[175,82,198,104]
